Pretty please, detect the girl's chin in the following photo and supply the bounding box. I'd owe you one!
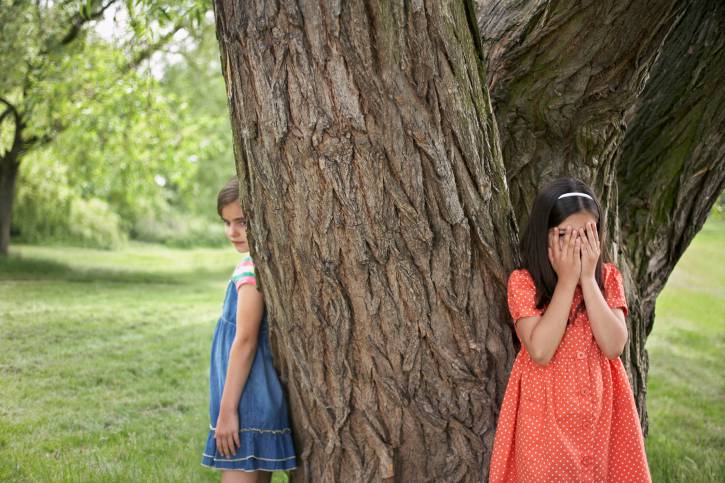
[232,242,248,252]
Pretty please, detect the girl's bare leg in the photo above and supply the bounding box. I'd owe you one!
[221,471,273,483]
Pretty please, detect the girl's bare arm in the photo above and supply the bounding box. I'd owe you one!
[516,279,577,365]
[214,285,264,457]
[579,222,628,358]
[516,226,580,366]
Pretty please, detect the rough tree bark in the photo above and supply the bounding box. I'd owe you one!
[615,0,725,433]
[213,0,723,481]
[477,0,688,224]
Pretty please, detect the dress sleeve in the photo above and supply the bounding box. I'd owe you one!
[231,254,257,290]
[507,269,544,323]
[604,263,628,316]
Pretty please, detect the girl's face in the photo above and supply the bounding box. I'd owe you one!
[221,202,248,253]
[554,211,598,250]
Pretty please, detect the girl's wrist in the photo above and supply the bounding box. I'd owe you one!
[580,275,597,287]
[220,402,238,415]
[557,276,578,291]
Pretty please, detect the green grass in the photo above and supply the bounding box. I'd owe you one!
[0,242,288,482]
[646,219,725,482]
[1,221,723,482]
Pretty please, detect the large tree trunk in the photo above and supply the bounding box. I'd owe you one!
[213,1,520,480]
[213,1,724,481]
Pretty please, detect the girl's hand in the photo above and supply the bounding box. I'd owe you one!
[579,221,601,281]
[214,410,240,458]
[548,225,581,287]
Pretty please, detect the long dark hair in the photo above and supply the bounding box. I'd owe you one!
[520,178,605,313]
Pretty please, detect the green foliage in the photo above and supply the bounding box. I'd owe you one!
[156,23,236,220]
[12,154,74,243]
[69,198,128,249]
[709,191,725,221]
[13,152,127,249]
[3,1,234,249]
[133,211,226,248]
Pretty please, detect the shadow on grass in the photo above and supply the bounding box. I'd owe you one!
[0,254,225,286]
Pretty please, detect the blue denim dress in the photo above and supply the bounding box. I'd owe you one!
[201,277,297,471]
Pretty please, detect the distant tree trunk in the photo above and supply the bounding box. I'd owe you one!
[0,155,19,255]
[0,99,24,256]
[213,0,724,480]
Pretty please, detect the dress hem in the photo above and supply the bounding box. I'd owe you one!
[201,462,297,473]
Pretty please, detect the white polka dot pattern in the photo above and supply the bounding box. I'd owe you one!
[488,264,651,482]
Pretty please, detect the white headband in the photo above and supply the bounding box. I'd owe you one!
[558,192,593,200]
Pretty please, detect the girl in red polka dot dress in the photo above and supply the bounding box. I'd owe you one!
[488,178,651,482]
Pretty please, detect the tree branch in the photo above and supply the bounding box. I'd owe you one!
[124,21,187,73]
[0,97,19,117]
[57,0,119,48]
[0,97,25,168]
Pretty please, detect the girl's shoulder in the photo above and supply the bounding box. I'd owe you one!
[507,268,537,294]
[508,268,534,284]
[602,262,622,279]
[231,253,256,288]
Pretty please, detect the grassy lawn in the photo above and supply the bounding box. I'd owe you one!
[1,220,723,482]
[646,218,724,482]
[0,243,287,482]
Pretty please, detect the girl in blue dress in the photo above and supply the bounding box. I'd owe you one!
[202,177,297,481]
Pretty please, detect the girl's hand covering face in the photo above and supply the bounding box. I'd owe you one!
[548,225,581,286]
[579,221,601,281]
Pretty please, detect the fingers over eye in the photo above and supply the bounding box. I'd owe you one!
[592,222,600,245]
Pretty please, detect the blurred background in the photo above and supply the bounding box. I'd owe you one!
[2,1,233,251]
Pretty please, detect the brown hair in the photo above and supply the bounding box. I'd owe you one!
[217,177,240,217]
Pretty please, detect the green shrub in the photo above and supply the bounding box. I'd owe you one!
[68,198,127,249]
[132,212,226,248]
[13,155,127,249]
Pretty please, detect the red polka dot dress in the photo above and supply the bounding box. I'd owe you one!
[488,263,651,482]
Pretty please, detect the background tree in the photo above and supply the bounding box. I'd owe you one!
[0,0,224,254]
[218,0,721,480]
